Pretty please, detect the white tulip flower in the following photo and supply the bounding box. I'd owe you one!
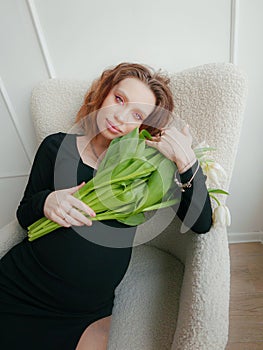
[212,205,231,228]
[194,140,230,223]
[201,161,227,187]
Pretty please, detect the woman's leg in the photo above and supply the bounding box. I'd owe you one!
[76,315,112,350]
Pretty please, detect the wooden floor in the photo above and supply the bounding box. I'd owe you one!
[226,242,263,349]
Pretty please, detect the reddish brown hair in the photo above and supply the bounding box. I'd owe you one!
[74,62,174,137]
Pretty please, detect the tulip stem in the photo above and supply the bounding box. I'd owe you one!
[209,193,221,206]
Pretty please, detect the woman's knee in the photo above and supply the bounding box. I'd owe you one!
[75,315,112,350]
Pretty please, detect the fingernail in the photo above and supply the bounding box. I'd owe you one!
[91,212,96,217]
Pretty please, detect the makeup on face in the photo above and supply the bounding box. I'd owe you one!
[96,78,156,141]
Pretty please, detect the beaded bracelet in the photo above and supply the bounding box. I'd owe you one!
[174,160,200,192]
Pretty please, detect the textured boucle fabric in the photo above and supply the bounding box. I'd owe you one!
[169,62,248,195]
[0,63,248,350]
[109,244,184,349]
[0,220,27,259]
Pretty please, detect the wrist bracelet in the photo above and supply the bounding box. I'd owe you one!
[174,160,200,192]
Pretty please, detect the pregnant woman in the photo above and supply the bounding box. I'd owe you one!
[0,62,212,349]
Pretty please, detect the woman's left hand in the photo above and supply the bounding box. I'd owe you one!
[145,124,197,173]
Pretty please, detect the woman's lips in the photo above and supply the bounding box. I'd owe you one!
[106,119,121,133]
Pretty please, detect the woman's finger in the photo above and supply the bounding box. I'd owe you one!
[145,139,160,149]
[60,204,93,226]
[63,212,86,227]
[57,206,89,226]
[66,181,86,195]
[57,206,68,220]
[164,125,180,137]
[181,124,192,139]
[54,206,84,226]
[68,196,96,217]
[51,213,71,228]
[67,207,92,226]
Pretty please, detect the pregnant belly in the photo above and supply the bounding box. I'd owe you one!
[29,222,134,295]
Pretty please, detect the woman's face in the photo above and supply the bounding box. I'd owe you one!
[96,78,156,143]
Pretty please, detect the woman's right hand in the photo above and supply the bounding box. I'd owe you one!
[43,182,96,228]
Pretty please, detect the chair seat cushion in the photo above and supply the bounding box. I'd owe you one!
[108,244,184,350]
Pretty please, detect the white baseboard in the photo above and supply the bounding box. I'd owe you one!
[228,231,263,244]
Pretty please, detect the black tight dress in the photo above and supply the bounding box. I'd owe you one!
[0,132,212,349]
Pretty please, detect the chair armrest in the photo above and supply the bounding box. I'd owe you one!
[171,226,230,350]
[0,219,27,259]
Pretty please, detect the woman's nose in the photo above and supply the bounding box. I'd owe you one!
[114,113,124,122]
[114,109,129,123]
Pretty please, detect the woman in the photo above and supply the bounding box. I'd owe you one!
[0,62,212,349]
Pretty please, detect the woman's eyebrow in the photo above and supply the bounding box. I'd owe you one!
[116,88,147,117]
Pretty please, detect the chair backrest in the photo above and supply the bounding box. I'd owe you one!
[31,63,248,256]
[169,62,247,192]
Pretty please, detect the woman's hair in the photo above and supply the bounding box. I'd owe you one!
[74,62,174,137]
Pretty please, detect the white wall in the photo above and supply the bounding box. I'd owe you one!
[0,0,261,240]
[227,0,263,239]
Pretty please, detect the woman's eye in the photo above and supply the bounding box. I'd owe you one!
[134,112,143,120]
[115,95,123,104]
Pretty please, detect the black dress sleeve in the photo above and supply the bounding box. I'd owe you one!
[16,134,57,230]
[172,159,213,234]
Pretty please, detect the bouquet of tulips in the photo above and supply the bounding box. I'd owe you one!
[27,127,231,241]
[27,128,180,241]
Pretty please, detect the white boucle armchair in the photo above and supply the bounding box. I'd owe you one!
[0,63,247,350]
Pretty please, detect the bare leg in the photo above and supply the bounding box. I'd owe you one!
[75,315,112,350]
